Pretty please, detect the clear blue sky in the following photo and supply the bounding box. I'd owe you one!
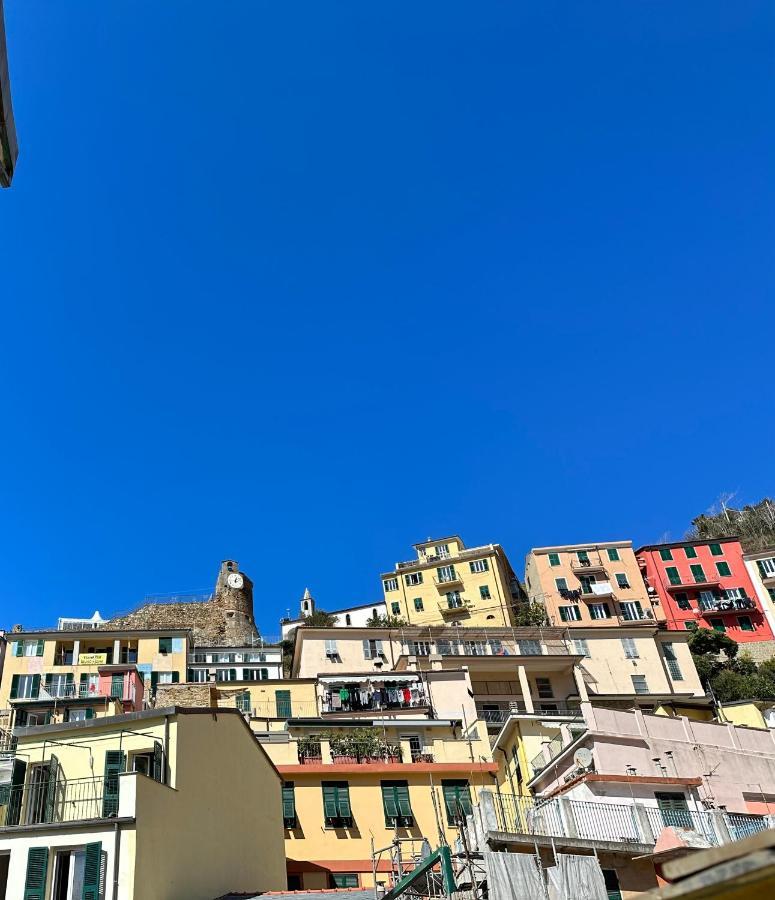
[1,1,773,634]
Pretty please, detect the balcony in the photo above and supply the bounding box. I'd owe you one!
[0,776,110,828]
[484,793,766,850]
[570,559,608,574]
[698,597,758,615]
[616,610,656,625]
[666,575,721,591]
[321,689,428,716]
[476,702,582,726]
[578,582,615,599]
[438,599,471,616]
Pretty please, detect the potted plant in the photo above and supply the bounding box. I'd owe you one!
[297,735,322,764]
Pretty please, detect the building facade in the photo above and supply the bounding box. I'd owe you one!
[0,706,287,899]
[742,547,775,637]
[280,590,387,640]
[636,538,775,654]
[380,537,521,628]
[525,541,661,628]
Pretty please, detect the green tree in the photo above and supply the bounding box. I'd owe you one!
[688,628,738,659]
[687,496,775,552]
[512,601,549,627]
[366,613,408,628]
[301,609,340,627]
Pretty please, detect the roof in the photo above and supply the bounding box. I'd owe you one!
[530,540,633,554]
[412,535,464,549]
[8,626,192,638]
[217,891,375,900]
[636,536,741,552]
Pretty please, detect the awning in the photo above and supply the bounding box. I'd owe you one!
[318,673,419,685]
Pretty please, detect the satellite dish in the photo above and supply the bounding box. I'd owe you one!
[574,748,593,769]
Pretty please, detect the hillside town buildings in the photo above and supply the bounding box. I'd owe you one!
[0,535,775,898]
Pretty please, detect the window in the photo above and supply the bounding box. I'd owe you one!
[579,575,596,594]
[435,544,450,558]
[555,577,568,592]
[615,573,630,590]
[437,565,457,583]
[384,578,398,592]
[675,592,691,611]
[690,564,707,583]
[236,691,251,713]
[666,567,681,586]
[757,558,775,579]
[738,616,754,632]
[709,543,724,556]
[621,638,639,659]
[381,781,414,826]
[479,585,491,600]
[325,639,339,658]
[663,643,683,680]
[409,641,432,657]
[631,675,648,694]
[413,598,424,612]
[716,561,732,577]
[442,780,472,824]
[571,638,590,657]
[345,614,351,625]
[602,870,623,900]
[698,590,717,611]
[709,618,726,632]
[322,782,352,827]
[10,674,40,699]
[470,559,489,574]
[243,669,269,681]
[46,673,72,698]
[656,792,692,828]
[391,602,401,615]
[282,782,297,828]
[620,600,644,621]
[363,639,384,659]
[548,553,560,567]
[559,605,581,622]
[66,708,91,722]
[158,637,173,654]
[332,875,359,889]
[724,587,748,602]
[463,640,487,656]
[518,640,541,655]
[79,673,99,697]
[607,548,620,562]
[216,669,237,682]
[659,548,674,561]
[535,678,553,699]
[275,690,292,717]
[446,591,463,608]
[684,621,698,631]
[684,546,698,559]
[189,668,208,683]
[589,603,611,620]
[577,550,590,564]
[405,572,423,586]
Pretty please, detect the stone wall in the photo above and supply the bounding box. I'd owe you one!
[155,683,216,708]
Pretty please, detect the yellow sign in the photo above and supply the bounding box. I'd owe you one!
[78,653,107,665]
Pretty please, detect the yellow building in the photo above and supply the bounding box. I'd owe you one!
[0,628,190,728]
[0,705,286,899]
[380,536,521,627]
[525,540,663,628]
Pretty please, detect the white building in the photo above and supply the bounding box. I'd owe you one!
[188,644,284,682]
[280,588,386,639]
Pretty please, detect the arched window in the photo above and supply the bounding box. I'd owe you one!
[345,614,351,625]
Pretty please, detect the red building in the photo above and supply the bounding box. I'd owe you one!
[635,537,774,644]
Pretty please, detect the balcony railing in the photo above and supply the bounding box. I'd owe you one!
[570,559,608,573]
[321,690,428,715]
[476,703,583,725]
[0,776,110,828]
[488,793,767,849]
[16,683,136,704]
[247,701,319,719]
[401,638,569,658]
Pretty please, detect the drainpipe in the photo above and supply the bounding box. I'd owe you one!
[164,714,170,784]
[112,821,120,900]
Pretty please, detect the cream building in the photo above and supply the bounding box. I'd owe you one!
[743,547,775,636]
[0,706,286,899]
[525,540,662,628]
[380,536,521,628]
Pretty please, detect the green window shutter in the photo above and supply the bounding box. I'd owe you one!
[336,784,351,818]
[442,781,471,823]
[44,674,53,690]
[10,674,18,700]
[82,841,102,900]
[14,641,23,657]
[275,690,292,717]
[7,759,27,826]
[150,672,159,693]
[323,784,338,819]
[36,640,44,657]
[228,669,236,681]
[102,750,125,817]
[396,783,412,818]
[666,567,681,585]
[548,553,560,566]
[44,754,60,823]
[382,784,399,822]
[607,548,620,561]
[23,847,48,900]
[282,782,296,824]
[171,671,180,684]
[684,546,697,559]
[187,668,194,682]
[690,565,706,583]
[85,708,95,720]
[717,562,731,577]
[65,673,74,686]
[710,543,723,556]
[153,741,164,783]
[659,548,673,561]
[159,637,172,654]
[31,675,40,698]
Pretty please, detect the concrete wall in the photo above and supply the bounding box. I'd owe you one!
[131,710,286,899]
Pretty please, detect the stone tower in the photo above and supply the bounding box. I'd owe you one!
[300,587,315,618]
[212,560,258,645]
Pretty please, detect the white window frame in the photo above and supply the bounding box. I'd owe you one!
[621,638,639,659]
[571,638,590,657]
[384,578,399,593]
[470,559,489,574]
[589,603,610,620]
[759,558,775,577]
[157,672,174,684]
[17,675,37,699]
[631,674,648,694]
[325,639,339,657]
[24,641,38,657]
[404,572,423,586]
[437,565,457,583]
[190,669,208,683]
[435,544,450,559]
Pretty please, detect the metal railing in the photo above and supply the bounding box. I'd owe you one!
[643,806,718,845]
[476,703,582,725]
[247,701,319,719]
[0,777,110,828]
[724,812,768,841]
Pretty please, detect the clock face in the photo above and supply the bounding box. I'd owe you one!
[227,573,244,590]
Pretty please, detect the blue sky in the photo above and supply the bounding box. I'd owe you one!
[1,1,773,634]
